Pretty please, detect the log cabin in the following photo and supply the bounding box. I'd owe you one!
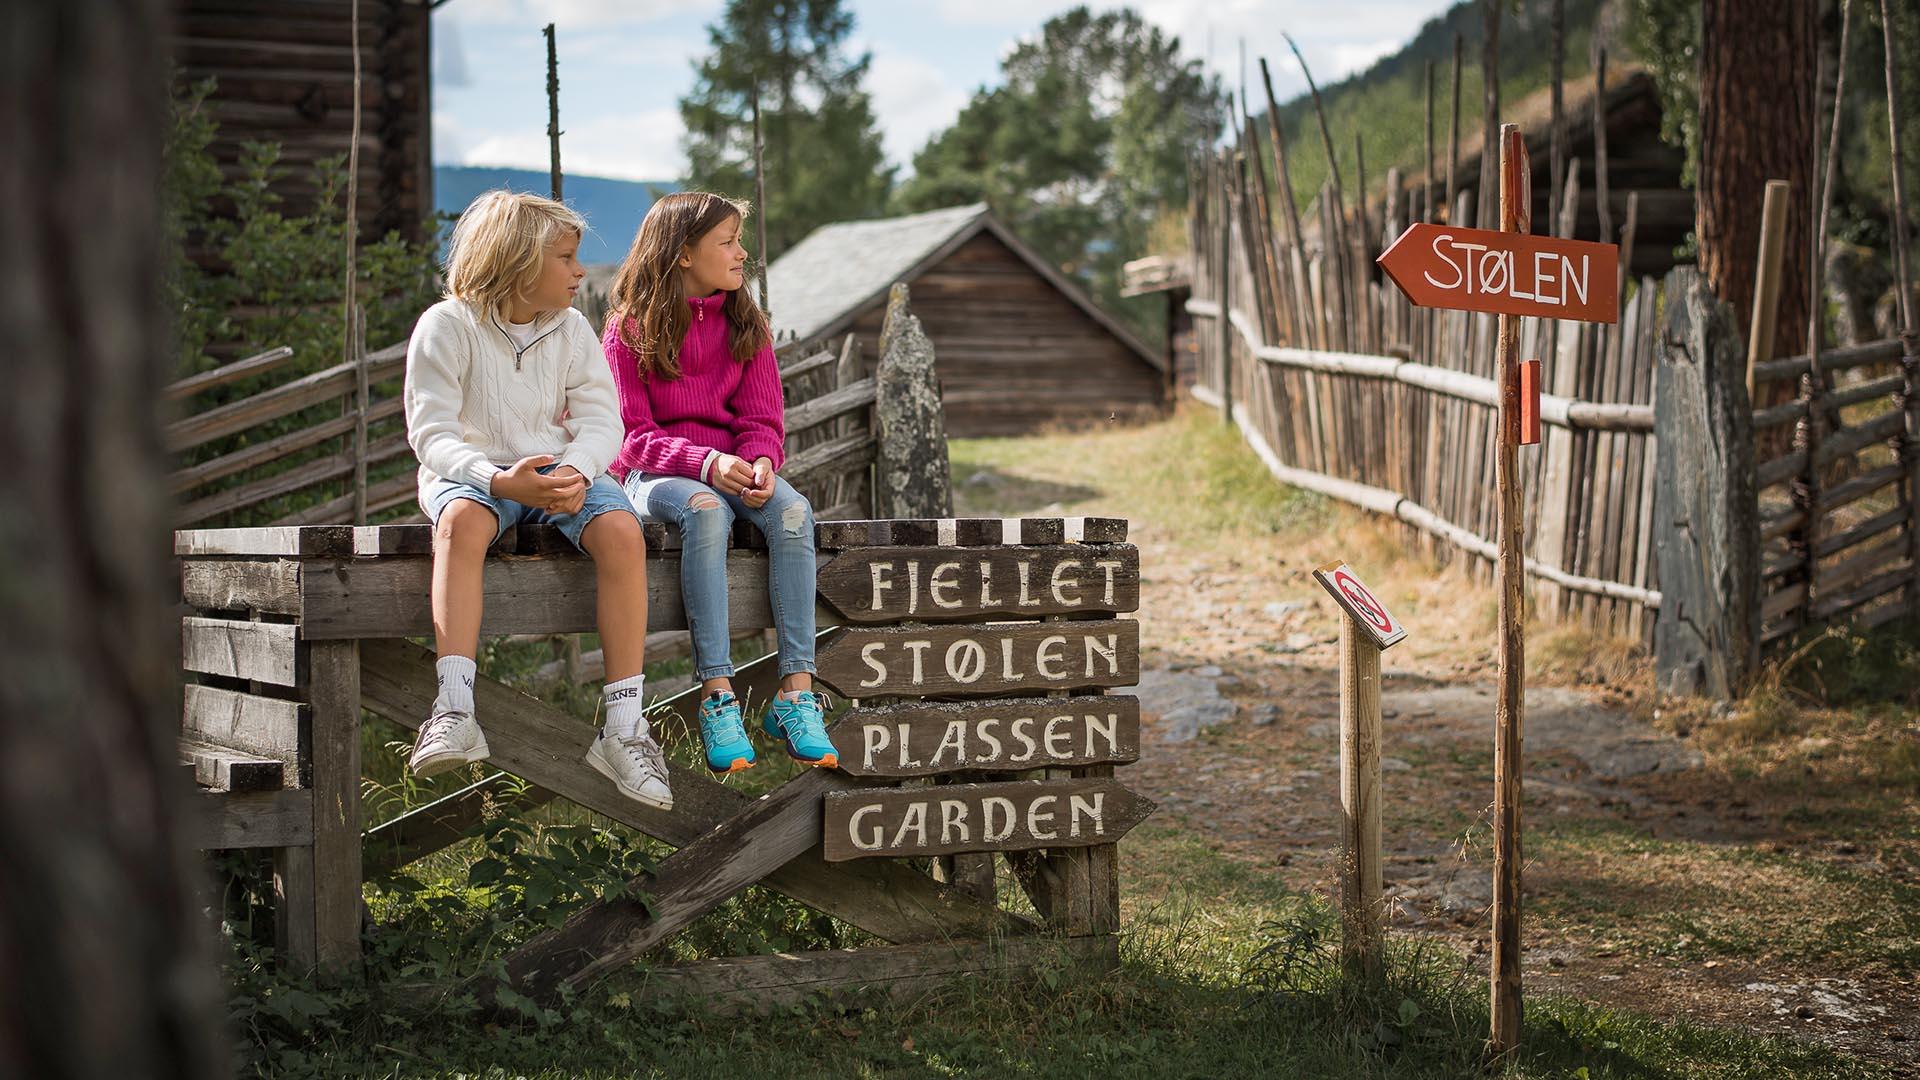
[767,204,1171,437]
[168,0,433,245]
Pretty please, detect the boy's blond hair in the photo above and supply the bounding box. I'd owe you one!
[443,190,587,315]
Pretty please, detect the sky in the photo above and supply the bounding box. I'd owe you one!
[432,0,1462,183]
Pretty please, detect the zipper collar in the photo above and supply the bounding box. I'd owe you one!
[489,309,566,372]
[687,292,726,323]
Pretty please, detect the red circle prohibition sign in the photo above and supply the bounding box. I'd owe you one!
[1333,570,1395,635]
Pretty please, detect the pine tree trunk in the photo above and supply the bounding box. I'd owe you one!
[0,2,227,1077]
[1698,0,1817,371]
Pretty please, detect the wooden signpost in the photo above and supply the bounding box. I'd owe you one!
[816,544,1140,622]
[1312,561,1406,979]
[1378,124,1621,1059]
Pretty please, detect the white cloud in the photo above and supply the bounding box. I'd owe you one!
[448,0,716,28]
[865,48,971,168]
[459,107,686,181]
[932,0,1079,28]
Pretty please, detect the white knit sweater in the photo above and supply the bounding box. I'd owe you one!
[403,298,623,499]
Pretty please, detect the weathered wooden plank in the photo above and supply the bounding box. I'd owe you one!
[308,640,362,974]
[815,619,1139,698]
[813,517,1128,550]
[357,638,1029,945]
[836,695,1141,777]
[164,345,296,402]
[162,350,403,451]
[637,935,1117,1011]
[275,846,318,970]
[822,778,1155,862]
[816,545,1140,623]
[171,397,405,496]
[184,789,313,850]
[182,684,308,766]
[298,554,779,639]
[180,557,302,615]
[503,769,846,999]
[781,376,876,435]
[175,525,353,557]
[363,774,556,877]
[780,431,877,489]
[180,739,286,792]
[181,616,300,687]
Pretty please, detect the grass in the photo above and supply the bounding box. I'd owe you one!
[222,407,1916,1077]
[233,817,1886,1079]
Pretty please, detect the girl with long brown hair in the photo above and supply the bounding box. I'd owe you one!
[603,192,839,773]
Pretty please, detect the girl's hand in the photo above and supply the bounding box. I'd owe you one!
[742,457,775,508]
[709,453,756,496]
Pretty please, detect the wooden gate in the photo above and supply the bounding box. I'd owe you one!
[175,515,1151,1005]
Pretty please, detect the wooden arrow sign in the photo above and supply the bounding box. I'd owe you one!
[822,777,1156,861]
[1377,223,1620,324]
[815,545,1140,623]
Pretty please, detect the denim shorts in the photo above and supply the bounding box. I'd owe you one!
[421,466,637,551]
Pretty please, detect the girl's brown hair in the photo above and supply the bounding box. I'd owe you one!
[605,191,770,379]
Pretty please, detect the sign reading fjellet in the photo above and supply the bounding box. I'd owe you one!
[1377,223,1619,324]
[822,778,1156,861]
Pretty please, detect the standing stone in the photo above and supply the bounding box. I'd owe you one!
[875,283,953,518]
[1653,268,1761,698]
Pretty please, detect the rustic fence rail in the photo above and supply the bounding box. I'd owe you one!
[170,313,888,530]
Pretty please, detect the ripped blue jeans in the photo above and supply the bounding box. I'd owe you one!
[622,472,817,680]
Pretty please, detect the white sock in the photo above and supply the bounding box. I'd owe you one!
[603,673,648,740]
[434,655,477,715]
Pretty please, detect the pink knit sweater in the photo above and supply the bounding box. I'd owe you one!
[604,292,786,480]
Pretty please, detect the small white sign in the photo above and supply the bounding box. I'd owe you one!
[1312,561,1408,650]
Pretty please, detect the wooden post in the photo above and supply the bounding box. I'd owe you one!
[351,304,369,524]
[1878,0,1920,615]
[544,23,562,201]
[1549,0,1564,240]
[1594,47,1613,244]
[1478,1,1501,232]
[751,82,770,314]
[1313,561,1405,981]
[1214,151,1233,419]
[1489,122,1528,1061]
[307,639,362,975]
[1448,32,1462,221]
[874,284,952,518]
[1746,180,1792,397]
[1337,615,1382,977]
[1424,60,1436,225]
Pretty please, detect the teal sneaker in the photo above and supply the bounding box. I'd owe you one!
[762,691,839,768]
[698,691,757,774]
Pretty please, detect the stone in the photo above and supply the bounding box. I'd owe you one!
[1381,757,1412,772]
[1264,601,1306,620]
[1251,703,1282,726]
[875,283,954,519]
[1652,268,1759,700]
[1136,666,1238,744]
[1192,664,1224,678]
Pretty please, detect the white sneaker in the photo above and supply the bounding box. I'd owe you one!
[586,731,674,810]
[409,709,489,777]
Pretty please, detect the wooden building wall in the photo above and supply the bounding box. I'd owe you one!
[838,232,1169,438]
[170,0,432,244]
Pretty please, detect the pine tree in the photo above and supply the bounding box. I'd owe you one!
[895,7,1223,334]
[679,0,893,258]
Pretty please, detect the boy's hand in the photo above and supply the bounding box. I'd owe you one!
[548,465,588,516]
[709,453,756,497]
[492,455,584,512]
[742,457,775,508]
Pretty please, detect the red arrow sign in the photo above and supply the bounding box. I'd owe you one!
[1377,223,1620,324]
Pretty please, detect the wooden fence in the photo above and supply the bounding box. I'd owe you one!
[174,515,1147,1002]
[169,314,884,530]
[1750,337,1920,644]
[1188,154,1664,640]
[1187,144,1920,657]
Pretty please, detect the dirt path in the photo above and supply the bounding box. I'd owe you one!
[950,414,1918,1074]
